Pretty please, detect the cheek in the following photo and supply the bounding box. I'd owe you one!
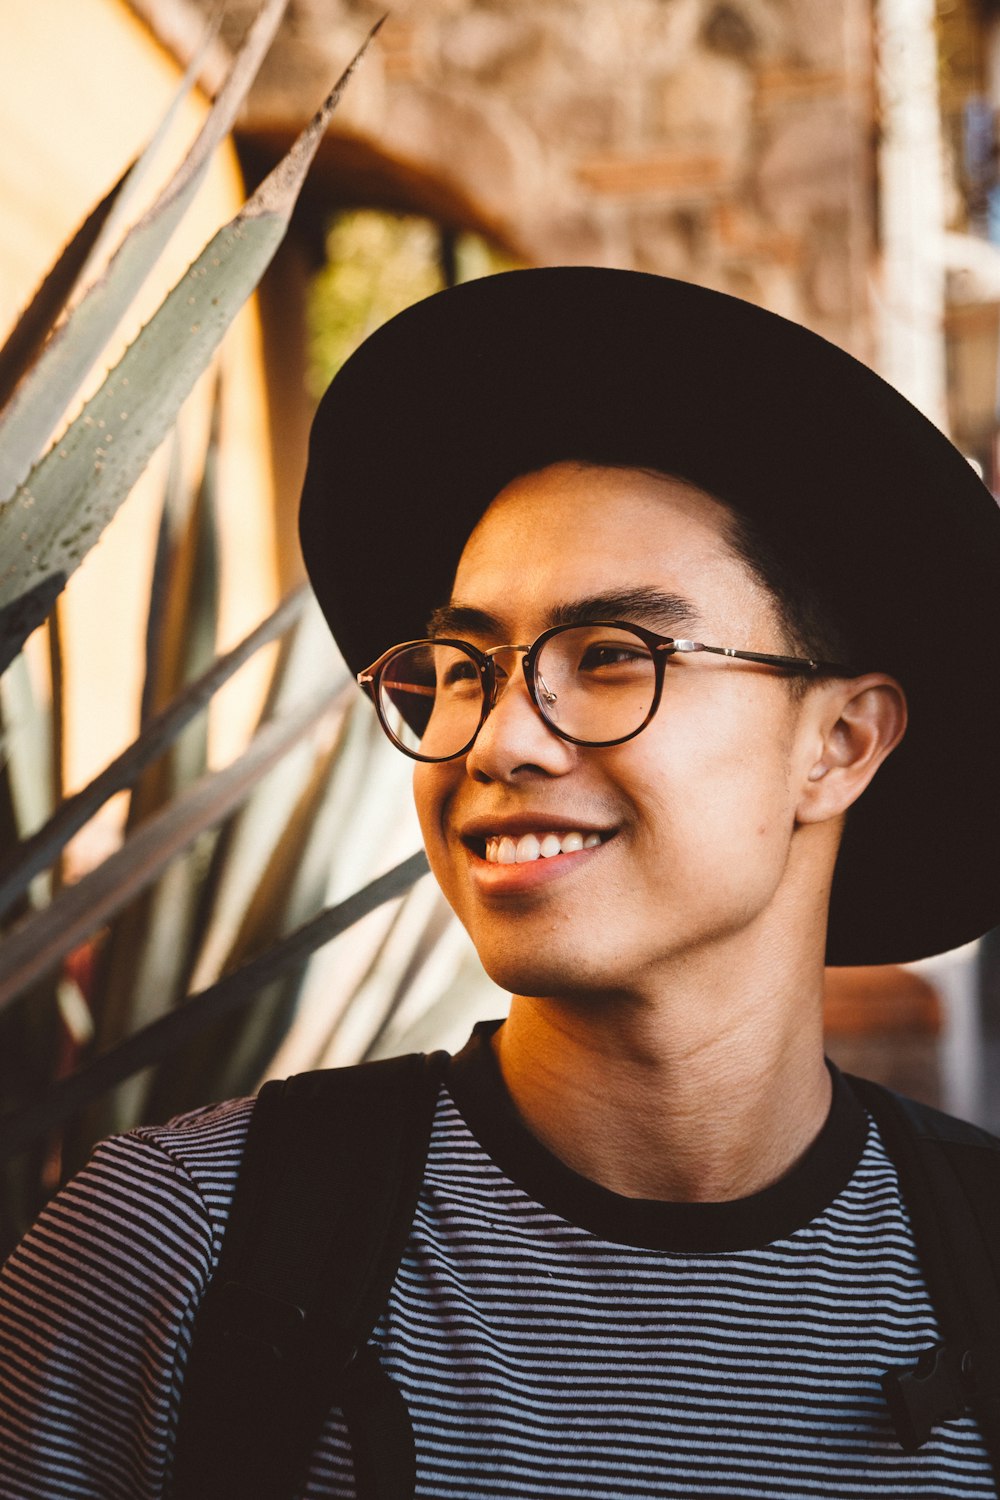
[412,765,442,851]
[412,764,461,890]
[625,700,797,868]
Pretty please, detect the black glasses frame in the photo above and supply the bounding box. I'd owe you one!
[357,621,858,764]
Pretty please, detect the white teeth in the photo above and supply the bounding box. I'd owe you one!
[482,831,607,864]
[515,833,541,863]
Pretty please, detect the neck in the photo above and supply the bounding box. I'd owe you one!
[492,947,831,1203]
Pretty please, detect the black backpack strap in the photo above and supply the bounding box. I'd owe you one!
[170,1048,447,1500]
[846,1073,1000,1476]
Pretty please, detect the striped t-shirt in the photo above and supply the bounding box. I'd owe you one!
[0,1022,995,1498]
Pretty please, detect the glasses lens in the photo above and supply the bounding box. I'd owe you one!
[535,625,656,744]
[378,642,485,759]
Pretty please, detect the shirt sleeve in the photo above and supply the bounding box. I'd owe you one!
[0,1127,218,1500]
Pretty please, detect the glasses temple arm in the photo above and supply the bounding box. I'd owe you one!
[668,641,855,676]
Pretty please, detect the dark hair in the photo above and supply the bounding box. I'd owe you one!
[583,460,853,679]
[721,506,854,669]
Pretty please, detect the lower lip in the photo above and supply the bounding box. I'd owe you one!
[463,838,612,893]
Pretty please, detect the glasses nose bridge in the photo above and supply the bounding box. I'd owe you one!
[481,641,538,714]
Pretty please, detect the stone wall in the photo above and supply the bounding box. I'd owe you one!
[162,0,877,360]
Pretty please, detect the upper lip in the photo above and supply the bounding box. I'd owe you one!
[457,814,616,845]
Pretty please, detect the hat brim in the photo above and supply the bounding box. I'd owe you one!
[299,267,1000,966]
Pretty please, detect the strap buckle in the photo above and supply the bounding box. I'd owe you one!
[202,1279,307,1364]
[882,1343,977,1451]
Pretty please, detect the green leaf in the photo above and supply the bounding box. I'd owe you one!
[139,433,185,730]
[0,17,219,414]
[0,654,55,867]
[131,604,350,1122]
[142,728,344,1119]
[129,374,222,826]
[77,398,225,1137]
[366,939,507,1062]
[0,850,429,1162]
[329,874,451,1064]
[74,14,225,311]
[0,0,286,502]
[0,587,309,924]
[0,683,342,1013]
[0,165,130,414]
[183,600,346,994]
[0,18,384,676]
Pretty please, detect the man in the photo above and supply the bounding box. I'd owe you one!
[3,267,1000,1498]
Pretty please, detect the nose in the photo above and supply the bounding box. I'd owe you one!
[464,652,575,781]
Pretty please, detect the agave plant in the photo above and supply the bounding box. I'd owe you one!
[0,0,507,1256]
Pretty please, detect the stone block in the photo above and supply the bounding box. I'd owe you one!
[786,0,851,70]
[576,149,738,197]
[716,260,806,323]
[379,81,543,234]
[436,9,543,83]
[756,99,859,230]
[806,235,855,321]
[630,203,713,278]
[755,65,850,108]
[521,89,626,151]
[712,202,804,267]
[527,209,632,270]
[652,48,753,155]
[378,19,423,81]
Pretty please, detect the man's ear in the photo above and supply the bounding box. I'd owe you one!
[795,674,908,825]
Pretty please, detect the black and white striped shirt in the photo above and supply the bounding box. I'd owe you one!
[0,1023,995,1498]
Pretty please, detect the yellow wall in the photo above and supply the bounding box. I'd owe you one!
[1,0,278,865]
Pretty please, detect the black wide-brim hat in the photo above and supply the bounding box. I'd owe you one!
[300,266,1000,967]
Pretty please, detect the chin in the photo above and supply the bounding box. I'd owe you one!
[473,935,627,1001]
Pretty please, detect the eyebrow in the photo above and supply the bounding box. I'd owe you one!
[426,587,701,639]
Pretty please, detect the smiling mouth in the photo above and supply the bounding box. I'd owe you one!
[469,830,613,865]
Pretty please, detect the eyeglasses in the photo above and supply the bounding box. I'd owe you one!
[357,621,856,764]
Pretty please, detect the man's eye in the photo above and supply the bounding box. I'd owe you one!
[440,659,479,687]
[578,644,645,670]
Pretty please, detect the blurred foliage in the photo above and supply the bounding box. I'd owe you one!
[0,4,423,1254]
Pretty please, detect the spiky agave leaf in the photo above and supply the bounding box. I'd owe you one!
[0,684,341,1014]
[133,606,350,1122]
[0,850,429,1164]
[365,938,508,1063]
[325,874,448,1066]
[0,663,63,1255]
[0,19,383,677]
[258,698,428,1077]
[0,655,57,884]
[179,598,345,998]
[0,14,220,413]
[78,385,224,1137]
[141,723,349,1120]
[0,0,281,503]
[0,587,310,924]
[0,166,130,416]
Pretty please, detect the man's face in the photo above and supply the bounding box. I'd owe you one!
[412,462,822,1001]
